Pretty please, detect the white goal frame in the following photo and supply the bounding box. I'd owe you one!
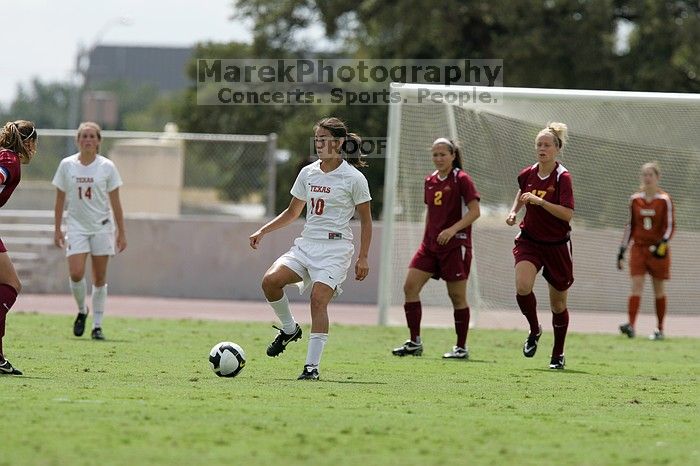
[378,83,700,325]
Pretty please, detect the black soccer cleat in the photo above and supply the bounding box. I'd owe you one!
[392,340,423,357]
[619,323,635,338]
[297,364,320,380]
[523,324,542,358]
[91,327,105,340]
[0,358,22,375]
[73,308,89,337]
[266,324,302,357]
[549,355,565,370]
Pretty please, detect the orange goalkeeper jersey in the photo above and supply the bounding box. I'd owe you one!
[621,190,675,248]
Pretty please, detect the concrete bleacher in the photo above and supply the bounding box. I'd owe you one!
[0,210,63,289]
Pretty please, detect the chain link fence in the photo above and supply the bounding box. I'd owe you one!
[22,128,277,218]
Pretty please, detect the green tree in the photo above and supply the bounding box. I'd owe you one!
[0,78,76,128]
[174,0,698,216]
[617,0,699,92]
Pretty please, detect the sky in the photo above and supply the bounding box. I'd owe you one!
[0,0,252,106]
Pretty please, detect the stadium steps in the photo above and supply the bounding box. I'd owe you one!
[0,210,64,286]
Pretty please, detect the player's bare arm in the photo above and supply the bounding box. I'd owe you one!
[109,188,127,252]
[354,201,372,280]
[506,189,523,225]
[249,196,305,249]
[53,188,66,248]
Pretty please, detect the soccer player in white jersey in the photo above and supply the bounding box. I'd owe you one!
[249,117,372,380]
[52,122,127,341]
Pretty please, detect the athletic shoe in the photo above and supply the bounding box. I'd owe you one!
[649,329,664,341]
[392,340,423,356]
[522,325,542,358]
[619,323,635,338]
[0,359,22,375]
[91,327,105,340]
[73,308,89,337]
[297,365,319,380]
[549,355,565,370]
[443,346,469,359]
[266,324,302,357]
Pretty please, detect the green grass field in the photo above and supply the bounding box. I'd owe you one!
[2,312,698,466]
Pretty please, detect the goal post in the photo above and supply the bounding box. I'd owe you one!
[378,83,700,326]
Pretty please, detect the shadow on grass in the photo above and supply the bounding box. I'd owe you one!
[274,378,388,385]
[447,358,494,364]
[0,375,52,380]
[72,338,132,343]
[528,368,591,375]
[321,379,389,385]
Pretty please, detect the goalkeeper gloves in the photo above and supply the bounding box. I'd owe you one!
[617,246,625,270]
[651,239,668,258]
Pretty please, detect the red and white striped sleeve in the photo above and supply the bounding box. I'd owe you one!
[620,195,634,248]
[661,193,674,241]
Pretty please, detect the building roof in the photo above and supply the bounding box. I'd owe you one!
[86,44,193,93]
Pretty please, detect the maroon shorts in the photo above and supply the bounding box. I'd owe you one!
[513,236,573,291]
[409,243,472,282]
[0,237,6,253]
[629,244,670,280]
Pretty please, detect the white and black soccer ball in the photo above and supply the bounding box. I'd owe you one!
[209,341,246,378]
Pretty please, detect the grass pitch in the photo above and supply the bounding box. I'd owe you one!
[1,312,698,466]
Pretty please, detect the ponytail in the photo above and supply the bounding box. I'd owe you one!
[0,120,37,163]
[314,117,368,168]
[538,121,568,149]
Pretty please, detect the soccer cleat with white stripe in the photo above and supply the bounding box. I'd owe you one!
[549,355,565,370]
[442,346,469,359]
[392,340,423,356]
[297,364,319,380]
[266,324,302,357]
[523,325,542,358]
[0,358,22,375]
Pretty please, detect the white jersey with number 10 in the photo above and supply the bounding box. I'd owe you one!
[290,159,371,242]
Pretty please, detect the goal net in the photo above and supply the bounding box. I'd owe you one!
[379,83,700,325]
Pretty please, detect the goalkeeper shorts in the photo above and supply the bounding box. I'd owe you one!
[629,243,670,280]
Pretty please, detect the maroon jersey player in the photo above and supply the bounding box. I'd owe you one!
[0,120,38,376]
[392,137,481,359]
[506,122,574,370]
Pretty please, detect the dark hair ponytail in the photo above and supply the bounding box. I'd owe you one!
[314,117,368,168]
[451,140,463,170]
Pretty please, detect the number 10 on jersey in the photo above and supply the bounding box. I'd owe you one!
[310,197,325,215]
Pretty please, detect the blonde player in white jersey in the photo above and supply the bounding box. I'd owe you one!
[52,122,127,341]
[249,117,372,380]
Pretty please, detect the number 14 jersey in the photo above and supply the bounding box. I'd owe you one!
[52,153,123,234]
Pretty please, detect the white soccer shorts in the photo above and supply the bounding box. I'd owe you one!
[64,231,116,257]
[273,237,354,297]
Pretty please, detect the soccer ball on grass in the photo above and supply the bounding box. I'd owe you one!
[209,341,246,378]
